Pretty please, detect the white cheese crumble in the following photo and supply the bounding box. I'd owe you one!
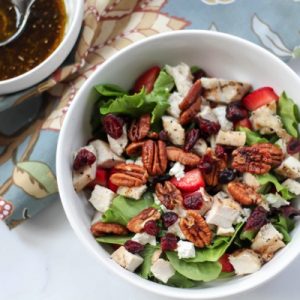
[169,162,185,180]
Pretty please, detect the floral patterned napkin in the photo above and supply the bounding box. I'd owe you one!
[1,0,300,228]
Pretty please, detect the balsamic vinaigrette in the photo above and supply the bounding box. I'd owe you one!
[0,0,67,81]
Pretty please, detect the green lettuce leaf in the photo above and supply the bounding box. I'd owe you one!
[152,69,174,93]
[167,272,196,288]
[95,84,126,97]
[256,173,294,200]
[278,92,300,137]
[274,224,291,243]
[99,70,174,123]
[272,214,295,243]
[184,223,244,263]
[238,127,269,145]
[190,66,201,74]
[218,272,235,279]
[100,89,150,116]
[102,192,154,226]
[138,245,159,279]
[166,252,222,282]
[146,91,170,124]
[240,229,257,241]
[96,235,132,245]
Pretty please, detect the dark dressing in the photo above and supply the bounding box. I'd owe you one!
[0,0,67,81]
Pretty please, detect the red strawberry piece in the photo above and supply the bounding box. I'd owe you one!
[234,117,252,130]
[170,169,205,193]
[107,168,118,192]
[87,167,108,189]
[132,66,161,94]
[219,254,234,273]
[242,87,279,111]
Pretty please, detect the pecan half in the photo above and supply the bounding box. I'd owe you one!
[166,146,201,166]
[227,181,262,206]
[91,222,128,237]
[142,140,167,176]
[180,211,212,248]
[128,114,151,142]
[109,163,148,187]
[125,141,144,156]
[232,143,284,175]
[200,149,227,186]
[155,181,183,209]
[127,207,161,233]
[179,80,202,125]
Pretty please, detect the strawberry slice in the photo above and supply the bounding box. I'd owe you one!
[234,117,252,130]
[219,254,234,273]
[170,169,205,193]
[87,167,108,189]
[133,66,161,94]
[107,168,118,192]
[242,87,279,111]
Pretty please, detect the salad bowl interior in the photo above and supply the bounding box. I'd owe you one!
[57,30,300,299]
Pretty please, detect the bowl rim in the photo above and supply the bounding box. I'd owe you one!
[56,29,300,299]
[0,0,84,95]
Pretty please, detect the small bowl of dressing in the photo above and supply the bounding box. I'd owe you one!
[0,0,84,95]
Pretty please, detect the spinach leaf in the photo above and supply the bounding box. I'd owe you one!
[138,245,159,279]
[95,84,126,97]
[96,235,132,245]
[102,192,154,226]
[184,223,244,263]
[278,92,300,138]
[167,272,196,288]
[166,252,222,282]
[256,173,294,200]
[238,127,269,145]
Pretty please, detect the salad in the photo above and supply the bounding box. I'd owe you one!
[71,63,300,287]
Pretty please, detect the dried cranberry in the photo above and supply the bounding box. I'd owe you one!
[196,117,220,138]
[193,69,207,81]
[244,206,268,231]
[280,205,300,218]
[124,240,144,254]
[226,102,248,122]
[219,168,236,184]
[287,139,300,155]
[162,212,178,228]
[73,149,96,171]
[184,128,200,151]
[215,145,228,160]
[158,130,169,142]
[161,233,178,251]
[102,114,124,139]
[198,154,214,174]
[144,220,159,236]
[183,192,203,209]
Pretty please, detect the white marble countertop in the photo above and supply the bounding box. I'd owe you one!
[1,59,300,300]
[0,200,299,300]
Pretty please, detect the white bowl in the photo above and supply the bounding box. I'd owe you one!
[0,0,84,95]
[56,30,300,299]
